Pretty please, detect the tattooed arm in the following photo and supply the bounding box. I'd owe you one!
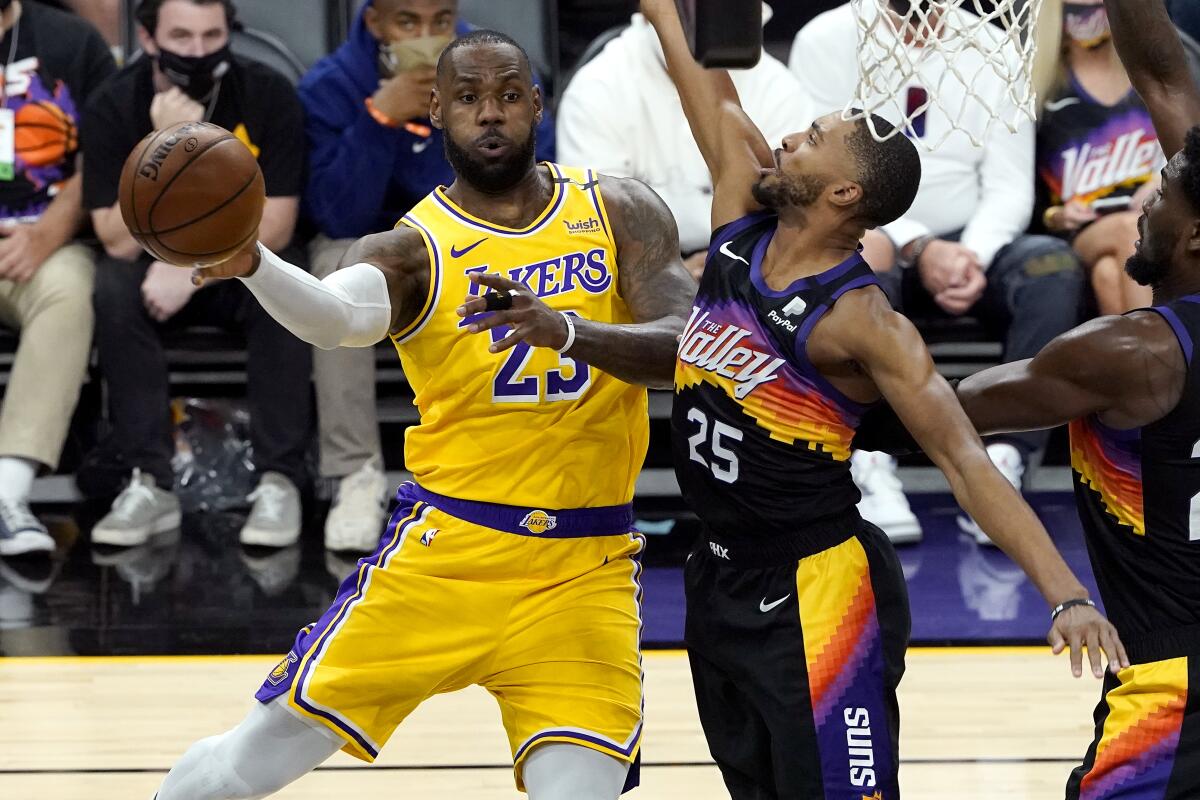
[958,312,1187,434]
[456,176,695,389]
[1104,0,1200,156]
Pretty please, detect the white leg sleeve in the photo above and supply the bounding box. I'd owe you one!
[156,697,345,800]
[523,743,630,800]
[238,245,392,350]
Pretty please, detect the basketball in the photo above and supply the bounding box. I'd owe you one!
[15,100,76,167]
[118,121,265,268]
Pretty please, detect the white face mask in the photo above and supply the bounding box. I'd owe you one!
[379,34,453,77]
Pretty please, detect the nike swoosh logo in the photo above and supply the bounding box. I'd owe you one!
[719,241,749,265]
[759,594,791,613]
[412,139,432,153]
[1044,97,1081,112]
[450,238,487,259]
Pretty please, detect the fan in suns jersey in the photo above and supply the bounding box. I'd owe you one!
[149,28,697,800]
[641,2,1128,798]
[954,1,1200,796]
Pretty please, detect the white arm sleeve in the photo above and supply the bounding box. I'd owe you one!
[238,245,392,350]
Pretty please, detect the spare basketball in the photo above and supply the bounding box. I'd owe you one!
[15,100,77,168]
[119,121,265,268]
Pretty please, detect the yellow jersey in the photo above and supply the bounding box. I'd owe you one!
[391,163,648,509]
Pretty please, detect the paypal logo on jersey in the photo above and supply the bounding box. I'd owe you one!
[678,306,786,400]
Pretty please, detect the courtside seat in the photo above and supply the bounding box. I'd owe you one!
[234,0,344,69]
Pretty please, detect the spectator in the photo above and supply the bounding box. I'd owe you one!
[791,0,1085,545]
[0,0,114,556]
[1034,0,1159,316]
[298,0,556,552]
[557,5,815,279]
[82,0,312,549]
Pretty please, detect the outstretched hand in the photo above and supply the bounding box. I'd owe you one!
[1048,604,1130,678]
[189,236,261,287]
[456,272,569,353]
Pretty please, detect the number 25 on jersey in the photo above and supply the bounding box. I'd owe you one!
[687,407,742,484]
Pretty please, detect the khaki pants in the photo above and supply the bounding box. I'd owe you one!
[309,234,382,478]
[0,243,96,470]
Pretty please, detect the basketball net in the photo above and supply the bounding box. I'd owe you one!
[846,0,1045,150]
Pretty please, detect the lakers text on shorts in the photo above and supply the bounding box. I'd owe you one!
[685,521,909,800]
[1067,654,1200,799]
[256,482,646,789]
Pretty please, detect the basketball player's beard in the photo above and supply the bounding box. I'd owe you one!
[444,127,538,195]
[751,172,826,211]
[1125,236,1172,288]
[1125,252,1170,288]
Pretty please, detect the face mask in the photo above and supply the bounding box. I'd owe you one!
[379,34,452,77]
[1064,3,1111,49]
[157,43,232,100]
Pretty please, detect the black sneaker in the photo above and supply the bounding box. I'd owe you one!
[0,498,54,556]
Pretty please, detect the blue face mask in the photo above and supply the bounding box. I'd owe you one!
[1064,3,1111,49]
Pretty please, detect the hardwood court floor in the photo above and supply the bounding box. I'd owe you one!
[0,648,1103,799]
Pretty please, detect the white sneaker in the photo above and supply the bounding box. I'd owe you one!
[93,469,182,547]
[852,451,923,544]
[0,497,54,556]
[240,472,302,547]
[957,443,1026,547]
[324,458,387,552]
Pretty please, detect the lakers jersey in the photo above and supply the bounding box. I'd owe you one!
[391,163,648,509]
[672,212,879,539]
[1069,295,1200,644]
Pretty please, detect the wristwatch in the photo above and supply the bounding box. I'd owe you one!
[898,234,934,270]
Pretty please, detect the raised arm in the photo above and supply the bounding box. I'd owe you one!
[456,176,694,389]
[827,290,1128,676]
[958,312,1186,434]
[1105,0,1200,156]
[640,0,774,228]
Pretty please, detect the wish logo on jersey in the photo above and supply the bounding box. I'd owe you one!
[675,300,862,460]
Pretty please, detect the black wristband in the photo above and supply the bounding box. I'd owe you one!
[1051,598,1096,622]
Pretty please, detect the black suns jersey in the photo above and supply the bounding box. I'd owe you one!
[1069,294,1200,649]
[672,212,881,540]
